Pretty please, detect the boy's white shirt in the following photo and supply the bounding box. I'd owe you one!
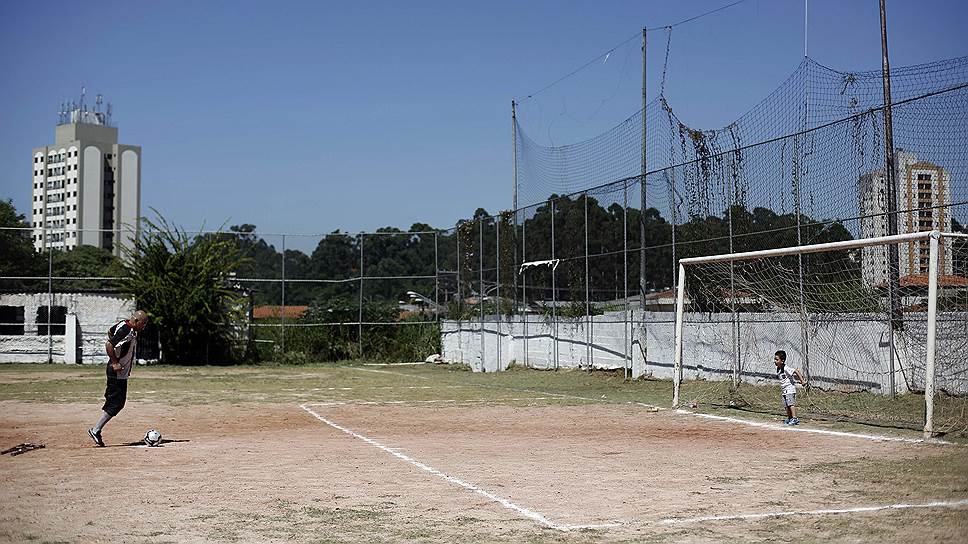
[777,365,798,395]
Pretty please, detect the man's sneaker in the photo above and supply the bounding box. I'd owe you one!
[790,418,800,425]
[88,428,105,447]
[783,418,791,425]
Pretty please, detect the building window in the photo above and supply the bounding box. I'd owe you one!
[36,306,67,336]
[0,306,26,335]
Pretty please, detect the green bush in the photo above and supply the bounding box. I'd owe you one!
[251,297,441,364]
[121,213,247,364]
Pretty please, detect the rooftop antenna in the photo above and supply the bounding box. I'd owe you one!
[80,86,87,122]
[106,102,113,126]
[95,93,102,112]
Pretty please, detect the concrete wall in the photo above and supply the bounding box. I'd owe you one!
[441,310,968,396]
[80,145,104,248]
[0,293,135,364]
[118,147,141,256]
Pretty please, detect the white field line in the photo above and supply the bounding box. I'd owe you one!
[299,404,620,532]
[677,409,956,445]
[660,498,968,525]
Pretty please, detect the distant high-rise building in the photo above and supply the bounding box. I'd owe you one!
[31,90,140,256]
[859,150,953,286]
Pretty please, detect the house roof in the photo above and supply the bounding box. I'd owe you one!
[252,305,309,319]
[897,274,968,288]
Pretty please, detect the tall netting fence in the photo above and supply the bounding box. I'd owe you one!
[3,54,967,435]
[449,54,968,435]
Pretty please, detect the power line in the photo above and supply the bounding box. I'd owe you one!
[516,0,750,103]
[648,0,748,31]
[517,32,640,103]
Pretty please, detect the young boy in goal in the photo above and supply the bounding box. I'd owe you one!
[774,350,805,425]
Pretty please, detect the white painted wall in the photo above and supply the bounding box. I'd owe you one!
[0,293,135,364]
[441,310,968,395]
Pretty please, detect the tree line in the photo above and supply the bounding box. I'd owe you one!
[5,196,966,363]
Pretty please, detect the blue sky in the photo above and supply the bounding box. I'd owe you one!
[1,0,966,250]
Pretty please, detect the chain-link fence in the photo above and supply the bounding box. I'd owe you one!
[0,226,445,365]
[3,55,967,434]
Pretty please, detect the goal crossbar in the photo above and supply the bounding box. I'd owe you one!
[679,230,938,266]
[673,230,948,439]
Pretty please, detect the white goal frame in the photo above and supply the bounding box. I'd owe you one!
[672,230,960,438]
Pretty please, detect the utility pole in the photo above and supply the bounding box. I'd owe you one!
[640,28,649,313]
[880,0,902,397]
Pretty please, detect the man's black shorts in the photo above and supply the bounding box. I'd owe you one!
[102,366,128,416]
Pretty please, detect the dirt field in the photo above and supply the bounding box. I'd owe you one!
[1,363,967,543]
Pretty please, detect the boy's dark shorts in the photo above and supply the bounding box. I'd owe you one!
[102,366,128,416]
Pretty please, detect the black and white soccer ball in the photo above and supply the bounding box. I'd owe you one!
[144,429,162,447]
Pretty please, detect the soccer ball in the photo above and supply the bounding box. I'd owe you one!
[144,429,162,447]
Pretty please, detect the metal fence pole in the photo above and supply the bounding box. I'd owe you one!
[584,193,591,371]
[880,0,901,399]
[623,181,630,380]
[793,150,812,389]
[551,198,558,370]
[640,27,648,313]
[281,234,286,356]
[358,233,364,359]
[456,225,462,359]
[512,101,520,325]
[479,218,485,372]
[434,232,439,327]
[670,175,678,301]
[496,215,502,370]
[522,214,528,368]
[47,238,53,364]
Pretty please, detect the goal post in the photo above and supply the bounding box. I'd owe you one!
[672,230,966,439]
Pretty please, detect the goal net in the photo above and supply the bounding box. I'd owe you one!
[672,230,968,438]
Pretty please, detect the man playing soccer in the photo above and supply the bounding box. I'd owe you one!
[774,350,805,426]
[87,310,149,447]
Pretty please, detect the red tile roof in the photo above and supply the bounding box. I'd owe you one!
[898,275,968,288]
[252,305,309,319]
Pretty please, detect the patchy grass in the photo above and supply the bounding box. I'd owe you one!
[0,362,960,442]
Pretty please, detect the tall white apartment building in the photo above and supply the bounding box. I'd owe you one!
[859,149,953,287]
[31,92,140,256]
